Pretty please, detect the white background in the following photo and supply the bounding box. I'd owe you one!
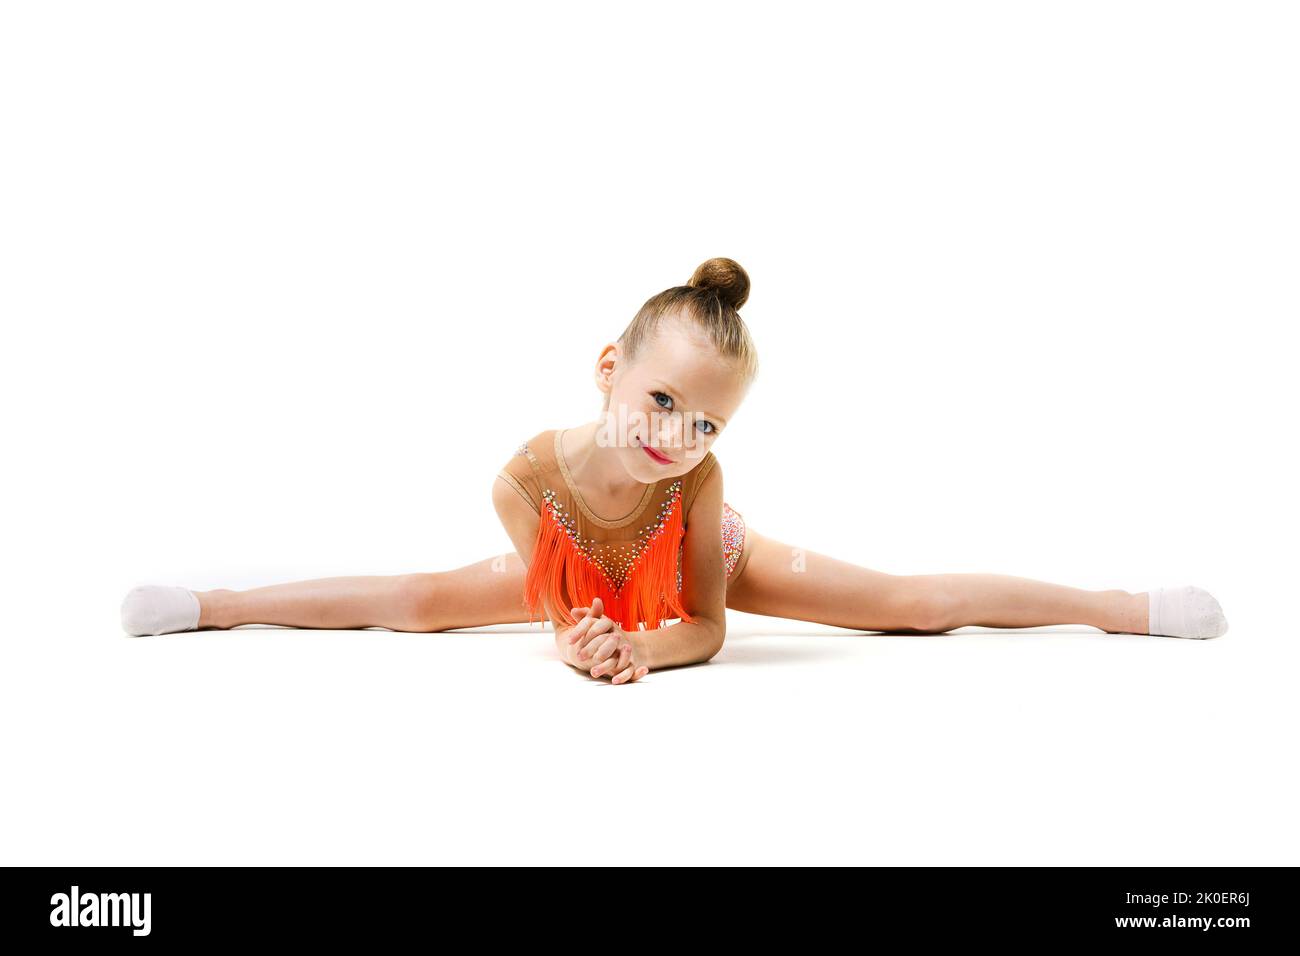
[2,1,1296,865]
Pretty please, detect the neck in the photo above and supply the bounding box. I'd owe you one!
[562,419,646,497]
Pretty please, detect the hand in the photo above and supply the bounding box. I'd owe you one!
[565,597,650,684]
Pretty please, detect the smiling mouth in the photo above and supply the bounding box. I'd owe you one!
[636,439,673,464]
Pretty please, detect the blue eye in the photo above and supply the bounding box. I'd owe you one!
[653,391,716,434]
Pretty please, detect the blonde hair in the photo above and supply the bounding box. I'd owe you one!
[617,257,759,387]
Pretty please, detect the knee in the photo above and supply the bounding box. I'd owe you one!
[893,578,962,633]
[392,572,447,632]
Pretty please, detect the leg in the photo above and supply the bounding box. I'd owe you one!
[725,530,1148,634]
[196,553,535,632]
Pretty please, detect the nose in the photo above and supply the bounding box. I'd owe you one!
[655,416,683,450]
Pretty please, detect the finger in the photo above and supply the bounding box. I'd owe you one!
[613,643,635,678]
[567,608,596,644]
[586,616,612,635]
[610,664,635,684]
[576,618,613,660]
[587,634,621,670]
[590,636,626,674]
[584,626,626,666]
[589,643,616,678]
[613,658,649,684]
[599,634,624,666]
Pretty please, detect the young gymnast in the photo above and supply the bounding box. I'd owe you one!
[120,257,1229,684]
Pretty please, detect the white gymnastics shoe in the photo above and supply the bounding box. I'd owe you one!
[1147,585,1229,639]
[120,585,201,636]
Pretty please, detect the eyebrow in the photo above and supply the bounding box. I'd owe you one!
[652,380,728,427]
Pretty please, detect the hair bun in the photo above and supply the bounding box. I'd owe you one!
[688,257,750,310]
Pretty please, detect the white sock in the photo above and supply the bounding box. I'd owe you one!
[1147,585,1228,639]
[121,585,201,636]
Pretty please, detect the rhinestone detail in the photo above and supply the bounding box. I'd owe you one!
[540,479,684,593]
[721,503,745,578]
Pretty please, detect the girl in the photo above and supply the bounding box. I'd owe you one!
[120,257,1229,684]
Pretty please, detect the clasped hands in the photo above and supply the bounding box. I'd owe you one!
[560,596,650,684]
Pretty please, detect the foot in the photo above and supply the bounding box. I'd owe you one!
[120,585,201,636]
[1146,585,1229,639]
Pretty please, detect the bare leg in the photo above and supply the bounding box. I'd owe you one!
[196,553,533,632]
[723,530,1149,634]
[920,572,1148,633]
[191,531,1147,636]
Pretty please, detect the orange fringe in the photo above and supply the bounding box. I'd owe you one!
[523,491,696,632]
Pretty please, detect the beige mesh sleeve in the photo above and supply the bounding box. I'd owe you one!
[681,451,718,517]
[496,443,542,514]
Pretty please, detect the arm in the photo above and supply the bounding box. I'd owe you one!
[492,473,590,665]
[627,457,728,670]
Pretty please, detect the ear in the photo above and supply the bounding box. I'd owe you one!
[594,342,619,398]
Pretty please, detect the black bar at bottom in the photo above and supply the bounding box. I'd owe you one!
[0,866,1290,946]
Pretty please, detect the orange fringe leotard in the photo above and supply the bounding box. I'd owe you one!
[496,428,750,632]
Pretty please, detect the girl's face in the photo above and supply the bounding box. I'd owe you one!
[596,315,749,483]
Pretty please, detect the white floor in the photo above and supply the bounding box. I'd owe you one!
[4,602,1294,866]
